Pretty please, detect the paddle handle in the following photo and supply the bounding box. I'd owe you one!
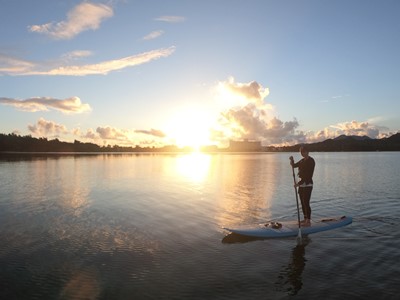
[290,156,302,240]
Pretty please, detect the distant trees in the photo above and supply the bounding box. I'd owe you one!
[0,133,193,152]
[1,132,400,153]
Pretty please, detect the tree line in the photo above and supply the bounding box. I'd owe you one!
[0,133,190,153]
[1,132,400,153]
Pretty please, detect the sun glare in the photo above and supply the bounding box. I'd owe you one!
[175,152,211,182]
[165,108,215,150]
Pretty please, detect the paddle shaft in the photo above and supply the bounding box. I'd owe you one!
[290,158,302,239]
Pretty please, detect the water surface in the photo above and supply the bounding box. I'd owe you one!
[0,152,399,299]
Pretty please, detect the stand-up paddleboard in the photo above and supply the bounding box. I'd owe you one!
[223,216,352,238]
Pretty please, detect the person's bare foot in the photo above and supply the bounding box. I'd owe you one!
[300,219,311,227]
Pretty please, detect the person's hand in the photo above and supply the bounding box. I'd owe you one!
[289,156,294,165]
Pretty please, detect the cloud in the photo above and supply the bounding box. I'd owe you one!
[320,94,350,103]
[213,77,300,145]
[61,50,93,61]
[218,103,302,145]
[28,2,113,40]
[28,118,68,136]
[331,120,381,138]
[96,126,130,141]
[0,96,91,114]
[80,128,98,140]
[0,54,35,75]
[305,120,390,143]
[155,16,185,23]
[135,128,166,138]
[220,77,270,106]
[143,30,164,40]
[212,78,395,146]
[0,47,175,76]
[72,126,167,146]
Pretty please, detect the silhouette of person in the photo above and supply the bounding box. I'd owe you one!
[290,146,315,226]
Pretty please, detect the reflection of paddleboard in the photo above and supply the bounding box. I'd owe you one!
[223,216,352,238]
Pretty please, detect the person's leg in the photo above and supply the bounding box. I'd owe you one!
[298,187,306,219]
[302,187,312,220]
[299,187,312,225]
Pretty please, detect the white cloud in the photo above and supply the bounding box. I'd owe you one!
[143,30,164,40]
[0,47,175,76]
[219,77,270,106]
[0,96,91,114]
[212,78,396,146]
[28,2,113,40]
[61,50,93,61]
[213,77,300,145]
[331,120,380,138]
[155,16,185,23]
[28,118,68,136]
[304,120,390,143]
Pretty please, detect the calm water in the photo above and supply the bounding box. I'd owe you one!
[0,152,399,299]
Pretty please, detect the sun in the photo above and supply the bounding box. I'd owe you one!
[165,107,215,150]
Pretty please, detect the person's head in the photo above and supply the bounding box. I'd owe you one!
[300,145,309,158]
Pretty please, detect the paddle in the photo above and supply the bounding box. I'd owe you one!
[289,156,302,243]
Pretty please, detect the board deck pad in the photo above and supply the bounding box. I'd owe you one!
[223,216,352,238]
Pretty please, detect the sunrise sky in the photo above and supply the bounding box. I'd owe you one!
[1,0,399,148]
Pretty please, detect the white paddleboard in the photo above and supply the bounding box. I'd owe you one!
[223,216,352,238]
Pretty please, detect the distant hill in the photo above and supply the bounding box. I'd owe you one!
[333,134,372,141]
[269,132,400,152]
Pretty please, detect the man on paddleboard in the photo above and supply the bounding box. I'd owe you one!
[290,146,315,226]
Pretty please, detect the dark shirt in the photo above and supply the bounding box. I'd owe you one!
[293,157,315,186]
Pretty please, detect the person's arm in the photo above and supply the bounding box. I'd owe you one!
[290,156,301,168]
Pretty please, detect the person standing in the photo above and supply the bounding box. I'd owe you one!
[290,146,315,226]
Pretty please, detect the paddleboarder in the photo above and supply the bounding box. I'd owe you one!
[290,146,315,227]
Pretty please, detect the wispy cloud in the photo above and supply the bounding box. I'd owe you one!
[93,126,167,146]
[28,2,113,40]
[142,30,164,40]
[70,126,167,146]
[320,94,350,103]
[61,50,93,61]
[0,54,35,75]
[0,96,91,114]
[28,118,68,136]
[135,128,166,138]
[155,16,185,23]
[0,47,175,76]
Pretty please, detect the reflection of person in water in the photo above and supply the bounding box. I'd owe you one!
[276,237,310,296]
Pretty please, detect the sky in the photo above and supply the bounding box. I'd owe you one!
[1,0,399,149]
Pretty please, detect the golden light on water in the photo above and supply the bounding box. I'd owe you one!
[175,153,212,182]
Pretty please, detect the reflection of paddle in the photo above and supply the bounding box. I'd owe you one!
[275,236,310,295]
[289,156,302,244]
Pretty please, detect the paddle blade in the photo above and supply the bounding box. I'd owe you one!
[296,229,302,245]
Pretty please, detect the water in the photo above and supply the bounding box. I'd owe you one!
[0,152,399,299]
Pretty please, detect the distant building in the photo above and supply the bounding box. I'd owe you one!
[228,139,262,152]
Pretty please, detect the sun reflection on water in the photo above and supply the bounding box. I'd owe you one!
[175,152,212,182]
